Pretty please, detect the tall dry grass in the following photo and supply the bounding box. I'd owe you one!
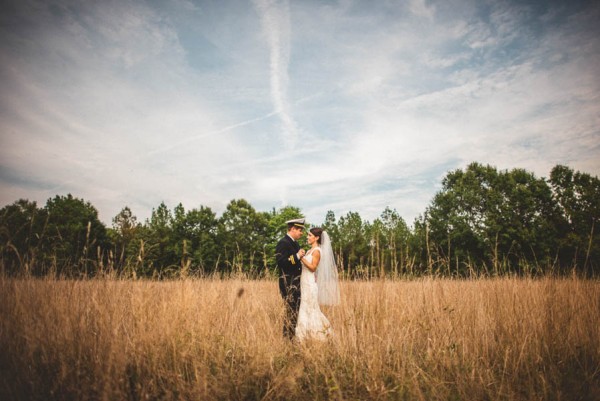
[0,276,598,401]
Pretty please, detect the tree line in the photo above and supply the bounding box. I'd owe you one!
[1,163,598,278]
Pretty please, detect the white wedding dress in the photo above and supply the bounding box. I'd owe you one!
[295,247,333,341]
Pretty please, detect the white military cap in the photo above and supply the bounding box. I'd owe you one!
[285,218,305,228]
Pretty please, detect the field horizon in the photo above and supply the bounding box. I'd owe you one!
[1,276,598,400]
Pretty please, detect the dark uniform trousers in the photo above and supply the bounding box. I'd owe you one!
[275,235,302,339]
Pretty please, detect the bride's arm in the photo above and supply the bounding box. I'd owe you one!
[300,249,320,272]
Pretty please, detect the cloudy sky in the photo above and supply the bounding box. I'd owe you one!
[1,0,599,226]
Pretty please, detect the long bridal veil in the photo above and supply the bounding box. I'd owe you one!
[317,231,341,306]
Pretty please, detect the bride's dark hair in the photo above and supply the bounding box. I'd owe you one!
[310,227,324,244]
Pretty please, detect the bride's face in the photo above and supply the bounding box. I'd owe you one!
[307,232,318,245]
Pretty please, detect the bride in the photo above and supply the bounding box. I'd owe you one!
[295,227,340,341]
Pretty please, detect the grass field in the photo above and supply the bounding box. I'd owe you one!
[0,276,598,400]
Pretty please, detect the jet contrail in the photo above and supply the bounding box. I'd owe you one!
[146,110,279,156]
[253,0,298,149]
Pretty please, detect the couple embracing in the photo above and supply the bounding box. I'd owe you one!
[276,218,340,341]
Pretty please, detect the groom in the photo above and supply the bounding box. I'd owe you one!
[276,218,306,339]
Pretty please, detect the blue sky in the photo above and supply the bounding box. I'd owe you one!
[1,0,599,226]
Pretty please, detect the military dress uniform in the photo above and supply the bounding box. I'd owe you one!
[276,219,305,339]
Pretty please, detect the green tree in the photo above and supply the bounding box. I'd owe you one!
[218,199,269,274]
[426,164,491,274]
[322,210,339,242]
[374,207,411,277]
[426,163,563,276]
[170,203,190,272]
[109,206,139,269]
[550,165,600,274]
[337,211,369,275]
[0,199,46,275]
[41,194,108,276]
[171,204,219,274]
[130,202,177,276]
[489,168,563,273]
[410,213,430,275]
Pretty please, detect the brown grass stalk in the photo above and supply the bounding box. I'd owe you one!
[0,276,598,400]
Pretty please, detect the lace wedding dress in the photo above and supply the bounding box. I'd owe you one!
[295,247,333,341]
